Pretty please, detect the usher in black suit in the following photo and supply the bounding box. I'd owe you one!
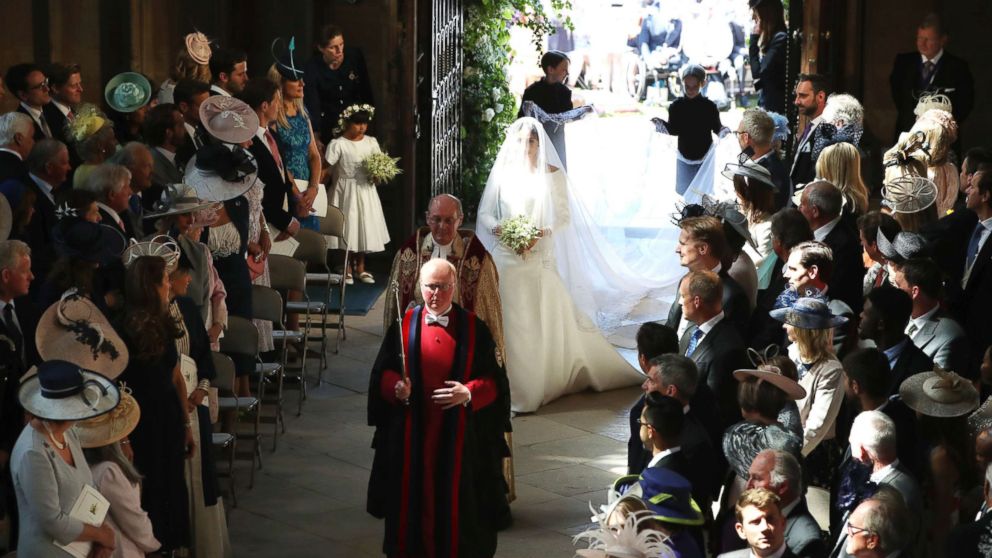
[889,50,974,137]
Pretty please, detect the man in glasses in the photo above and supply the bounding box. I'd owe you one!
[834,486,911,558]
[368,258,511,558]
[4,64,53,141]
[385,193,504,358]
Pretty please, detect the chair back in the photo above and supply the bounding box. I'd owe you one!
[320,205,347,242]
[251,284,285,325]
[218,316,259,357]
[293,229,328,266]
[267,254,306,292]
[211,352,236,392]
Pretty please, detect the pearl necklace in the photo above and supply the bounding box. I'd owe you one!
[42,421,66,450]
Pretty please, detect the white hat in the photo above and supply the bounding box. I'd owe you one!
[19,360,120,422]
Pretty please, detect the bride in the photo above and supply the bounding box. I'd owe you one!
[477,117,666,413]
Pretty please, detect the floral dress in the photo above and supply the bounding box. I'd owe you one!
[273,110,319,230]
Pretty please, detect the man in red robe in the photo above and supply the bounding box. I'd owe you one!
[368,259,511,558]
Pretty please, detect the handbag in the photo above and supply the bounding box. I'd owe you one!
[247,252,266,281]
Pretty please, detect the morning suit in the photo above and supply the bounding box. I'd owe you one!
[42,103,71,146]
[683,318,747,429]
[820,217,866,314]
[941,210,992,379]
[890,50,974,136]
[784,498,828,558]
[667,270,752,337]
[247,135,297,232]
[907,309,968,374]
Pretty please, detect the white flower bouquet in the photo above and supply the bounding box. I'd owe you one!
[363,152,403,184]
[497,215,542,256]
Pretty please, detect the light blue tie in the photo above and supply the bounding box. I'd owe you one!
[685,328,704,357]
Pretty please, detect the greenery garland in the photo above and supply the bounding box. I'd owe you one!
[461,0,570,215]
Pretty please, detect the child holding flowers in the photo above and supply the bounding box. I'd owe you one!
[325,104,391,284]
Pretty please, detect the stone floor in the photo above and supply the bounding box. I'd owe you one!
[227,294,644,558]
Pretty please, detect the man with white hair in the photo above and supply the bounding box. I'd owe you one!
[843,410,922,554]
[746,449,826,558]
[821,94,864,131]
[736,107,791,208]
[78,163,136,240]
[368,258,511,557]
[0,112,35,190]
[108,142,154,234]
[946,462,992,556]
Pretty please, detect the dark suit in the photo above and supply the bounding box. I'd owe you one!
[15,104,50,141]
[98,206,137,241]
[148,145,182,198]
[820,217,866,314]
[791,121,825,190]
[247,138,297,232]
[748,31,788,114]
[19,180,58,302]
[0,150,31,186]
[888,339,933,397]
[939,210,992,379]
[42,103,72,146]
[784,498,827,558]
[890,50,974,136]
[945,510,992,558]
[684,318,747,429]
[0,298,39,452]
[667,270,751,337]
[749,253,788,350]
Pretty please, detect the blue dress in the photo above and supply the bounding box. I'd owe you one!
[273,111,319,230]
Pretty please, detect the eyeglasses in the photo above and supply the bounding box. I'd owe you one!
[423,283,453,292]
[846,523,872,537]
[28,79,50,90]
[427,216,459,226]
[637,420,653,429]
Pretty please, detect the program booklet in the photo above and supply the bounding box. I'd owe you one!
[55,483,110,558]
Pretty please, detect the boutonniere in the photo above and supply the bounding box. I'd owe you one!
[349,71,357,81]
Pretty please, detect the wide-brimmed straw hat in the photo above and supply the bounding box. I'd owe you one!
[770,296,848,330]
[899,369,980,418]
[35,290,129,379]
[721,158,777,191]
[881,176,938,214]
[144,183,216,219]
[0,194,11,242]
[184,144,258,202]
[104,72,152,113]
[74,389,140,448]
[876,229,928,263]
[121,235,181,273]
[199,96,259,144]
[52,219,127,266]
[19,360,120,422]
[185,31,212,65]
[734,364,807,400]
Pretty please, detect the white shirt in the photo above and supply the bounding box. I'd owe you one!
[750,544,788,558]
[813,215,842,242]
[647,446,682,468]
[0,148,23,161]
[30,173,56,204]
[963,217,992,287]
[19,102,51,138]
[906,303,939,335]
[431,239,453,259]
[209,85,232,97]
[155,146,176,165]
[678,262,723,338]
[869,459,900,483]
[696,311,725,342]
[921,49,945,66]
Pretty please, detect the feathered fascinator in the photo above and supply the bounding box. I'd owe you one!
[272,36,304,81]
[914,93,953,118]
[573,505,676,558]
[66,104,109,144]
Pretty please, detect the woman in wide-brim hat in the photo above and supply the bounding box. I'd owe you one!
[770,296,846,488]
[725,158,778,288]
[35,289,130,380]
[11,360,120,555]
[880,175,939,233]
[78,390,163,557]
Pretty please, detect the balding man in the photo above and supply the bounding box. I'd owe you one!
[385,194,504,353]
[368,259,511,558]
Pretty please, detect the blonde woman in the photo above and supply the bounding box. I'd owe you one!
[267,59,322,231]
[67,104,119,189]
[157,32,212,104]
[816,142,869,216]
[883,108,959,217]
[770,296,847,487]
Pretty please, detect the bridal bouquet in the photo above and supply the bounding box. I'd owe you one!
[497,215,541,256]
[363,152,402,184]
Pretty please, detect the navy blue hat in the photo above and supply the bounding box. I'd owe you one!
[770,296,848,330]
[53,218,127,266]
[638,467,705,526]
[18,360,120,421]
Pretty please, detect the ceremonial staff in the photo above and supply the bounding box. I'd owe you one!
[390,281,409,385]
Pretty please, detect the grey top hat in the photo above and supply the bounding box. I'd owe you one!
[882,176,938,214]
[721,159,777,191]
[104,72,152,113]
[876,228,928,263]
[770,296,849,330]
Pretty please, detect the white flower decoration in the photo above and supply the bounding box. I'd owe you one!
[482,108,496,122]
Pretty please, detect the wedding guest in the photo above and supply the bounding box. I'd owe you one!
[791,74,830,190]
[21,139,68,295]
[782,240,856,356]
[891,258,969,373]
[746,450,826,558]
[725,158,778,289]
[6,63,53,140]
[209,48,248,97]
[857,211,901,295]
[66,104,118,189]
[157,31,212,104]
[143,103,187,206]
[798,180,865,313]
[719,488,794,558]
[79,163,136,240]
[815,143,869,216]
[44,62,83,147]
[304,24,374,145]
[857,286,932,395]
[837,487,912,558]
[736,108,790,208]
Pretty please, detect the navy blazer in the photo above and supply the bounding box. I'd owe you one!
[821,216,866,314]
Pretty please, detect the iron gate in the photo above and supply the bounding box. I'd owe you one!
[421,0,463,196]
